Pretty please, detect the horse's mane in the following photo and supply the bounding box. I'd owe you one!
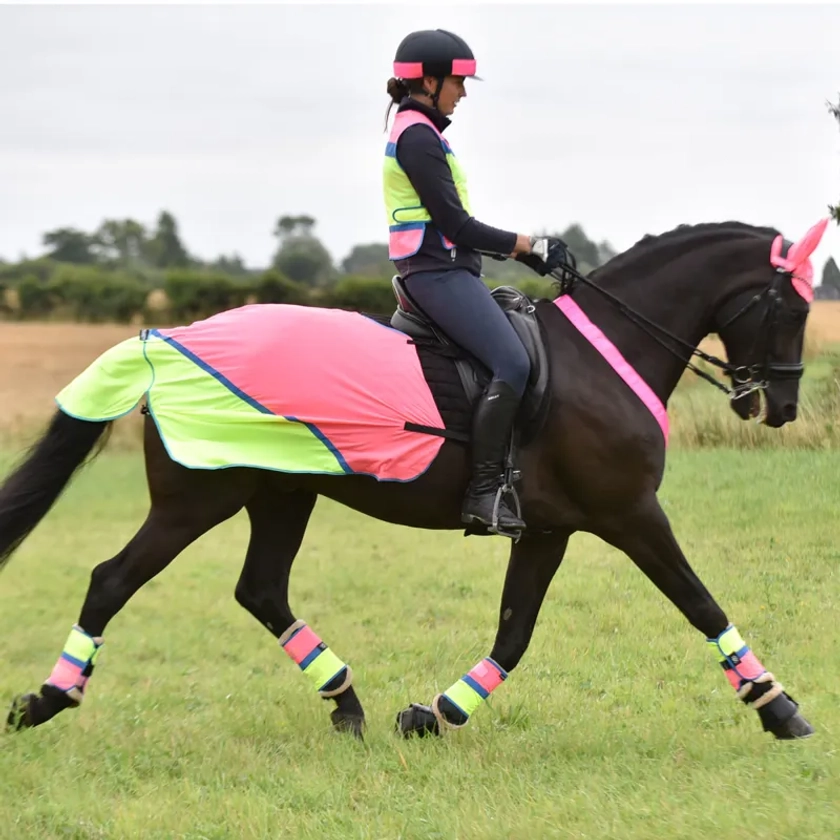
[583,220,781,284]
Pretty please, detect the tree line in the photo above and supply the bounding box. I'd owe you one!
[1,211,837,324]
[1,97,837,323]
[0,211,620,323]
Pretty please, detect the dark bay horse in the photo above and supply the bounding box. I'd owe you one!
[1,219,829,742]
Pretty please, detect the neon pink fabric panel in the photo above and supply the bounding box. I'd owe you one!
[451,59,477,76]
[159,304,446,481]
[282,625,322,665]
[392,59,477,78]
[47,657,83,692]
[733,650,766,681]
[390,227,424,260]
[468,658,507,693]
[393,61,424,78]
[769,218,829,303]
[389,109,443,144]
[553,296,670,445]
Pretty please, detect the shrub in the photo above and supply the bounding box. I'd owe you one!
[323,276,397,315]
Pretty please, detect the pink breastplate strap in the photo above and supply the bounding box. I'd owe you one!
[553,295,670,446]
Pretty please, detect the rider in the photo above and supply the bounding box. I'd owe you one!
[383,29,573,535]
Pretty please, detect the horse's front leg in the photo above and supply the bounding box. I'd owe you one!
[598,496,813,740]
[397,529,571,737]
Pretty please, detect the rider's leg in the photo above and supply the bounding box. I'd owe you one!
[403,269,530,532]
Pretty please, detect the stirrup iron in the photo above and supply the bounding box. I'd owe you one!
[489,483,523,541]
[488,431,523,541]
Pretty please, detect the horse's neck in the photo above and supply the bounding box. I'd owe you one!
[573,252,723,404]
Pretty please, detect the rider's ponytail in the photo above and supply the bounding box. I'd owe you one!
[384,76,424,129]
[387,77,410,103]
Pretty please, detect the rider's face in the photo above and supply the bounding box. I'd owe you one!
[423,75,466,117]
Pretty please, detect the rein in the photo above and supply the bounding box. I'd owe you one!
[547,259,796,402]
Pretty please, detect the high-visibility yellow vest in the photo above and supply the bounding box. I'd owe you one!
[383,109,472,261]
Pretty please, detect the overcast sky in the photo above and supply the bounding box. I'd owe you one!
[1,3,838,274]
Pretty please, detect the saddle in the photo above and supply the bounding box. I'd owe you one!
[388,276,552,539]
[388,275,551,439]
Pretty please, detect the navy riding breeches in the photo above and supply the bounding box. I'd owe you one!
[402,269,531,398]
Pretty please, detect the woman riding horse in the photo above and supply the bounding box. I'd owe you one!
[383,29,573,535]
[1,27,827,744]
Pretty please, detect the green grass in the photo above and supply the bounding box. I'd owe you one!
[0,450,838,839]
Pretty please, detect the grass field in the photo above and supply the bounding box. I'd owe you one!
[0,308,839,838]
[0,450,838,839]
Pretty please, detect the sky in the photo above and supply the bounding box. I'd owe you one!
[1,2,839,276]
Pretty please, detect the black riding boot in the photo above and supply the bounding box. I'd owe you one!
[461,380,526,534]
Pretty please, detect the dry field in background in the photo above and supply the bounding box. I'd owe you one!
[1,301,840,439]
[0,322,140,442]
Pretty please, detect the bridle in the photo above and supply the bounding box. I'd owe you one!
[548,236,805,402]
[713,266,805,395]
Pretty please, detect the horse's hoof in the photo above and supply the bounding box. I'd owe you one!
[771,712,815,740]
[6,693,36,731]
[395,703,440,738]
[330,708,365,741]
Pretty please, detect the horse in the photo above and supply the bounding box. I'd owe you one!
[1,217,829,743]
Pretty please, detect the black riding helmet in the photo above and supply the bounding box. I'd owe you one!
[393,29,481,109]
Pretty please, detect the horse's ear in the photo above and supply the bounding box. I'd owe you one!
[786,217,829,267]
[769,217,829,303]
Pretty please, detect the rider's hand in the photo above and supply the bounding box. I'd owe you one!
[516,236,576,276]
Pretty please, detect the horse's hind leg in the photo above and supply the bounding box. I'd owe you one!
[8,445,256,731]
[600,497,813,740]
[234,486,365,738]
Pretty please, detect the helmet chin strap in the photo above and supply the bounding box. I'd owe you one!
[430,77,445,111]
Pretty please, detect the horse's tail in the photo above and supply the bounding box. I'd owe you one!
[0,411,112,572]
[0,333,153,573]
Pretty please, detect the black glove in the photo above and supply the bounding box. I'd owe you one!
[516,237,576,276]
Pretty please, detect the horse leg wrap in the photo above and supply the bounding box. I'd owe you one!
[44,624,104,706]
[279,620,353,698]
[432,657,508,730]
[707,625,789,719]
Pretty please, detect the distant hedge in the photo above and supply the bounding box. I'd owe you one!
[0,265,556,324]
[9,267,148,323]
